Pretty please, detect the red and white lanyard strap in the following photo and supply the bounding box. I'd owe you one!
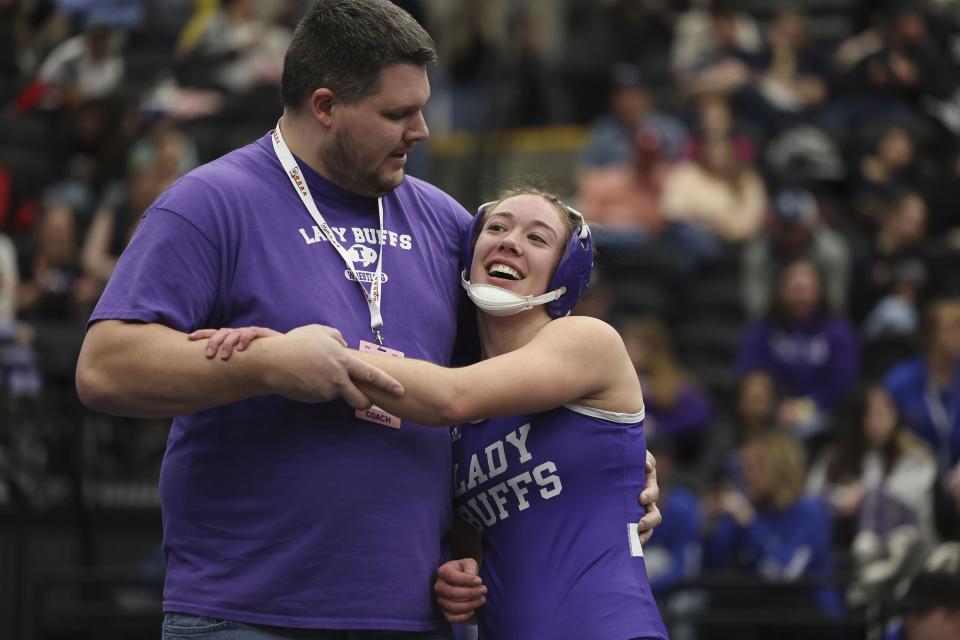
[271,120,386,344]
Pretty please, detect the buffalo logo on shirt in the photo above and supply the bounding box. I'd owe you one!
[346,244,378,268]
[342,245,385,283]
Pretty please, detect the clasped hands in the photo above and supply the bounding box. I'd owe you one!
[189,324,402,410]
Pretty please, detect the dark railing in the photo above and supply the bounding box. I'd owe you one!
[659,570,879,640]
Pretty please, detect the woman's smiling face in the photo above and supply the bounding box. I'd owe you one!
[469,194,570,299]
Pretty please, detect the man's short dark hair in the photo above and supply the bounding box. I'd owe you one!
[281,0,438,110]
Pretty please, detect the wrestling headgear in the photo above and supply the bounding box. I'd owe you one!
[461,198,593,318]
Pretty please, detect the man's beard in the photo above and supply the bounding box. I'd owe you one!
[319,128,402,197]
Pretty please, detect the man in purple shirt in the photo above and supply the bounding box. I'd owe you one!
[75,1,661,638]
[76,1,464,637]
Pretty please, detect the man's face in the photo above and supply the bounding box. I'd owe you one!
[320,63,430,197]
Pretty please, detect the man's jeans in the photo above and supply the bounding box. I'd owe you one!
[161,612,454,640]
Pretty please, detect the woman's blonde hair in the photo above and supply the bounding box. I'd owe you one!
[484,186,582,239]
[744,431,807,510]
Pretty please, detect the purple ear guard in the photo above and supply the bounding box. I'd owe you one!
[462,199,593,318]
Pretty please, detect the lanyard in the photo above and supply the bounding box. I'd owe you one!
[271,120,386,345]
[924,370,960,471]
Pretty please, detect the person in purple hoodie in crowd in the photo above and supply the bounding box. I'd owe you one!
[74,1,662,638]
[197,189,669,640]
[736,257,859,442]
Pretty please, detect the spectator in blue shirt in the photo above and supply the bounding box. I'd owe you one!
[703,431,843,635]
[885,297,960,539]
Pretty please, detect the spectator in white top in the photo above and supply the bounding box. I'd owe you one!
[33,16,124,111]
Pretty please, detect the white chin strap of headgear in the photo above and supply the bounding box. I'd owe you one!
[461,270,566,317]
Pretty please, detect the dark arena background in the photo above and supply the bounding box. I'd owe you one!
[2,0,960,638]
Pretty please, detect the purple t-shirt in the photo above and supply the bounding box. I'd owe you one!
[90,133,470,629]
[453,405,668,640]
[735,316,859,410]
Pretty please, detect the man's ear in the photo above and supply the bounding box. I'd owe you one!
[310,88,336,127]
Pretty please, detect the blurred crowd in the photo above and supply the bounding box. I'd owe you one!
[567,1,960,637]
[2,0,960,638]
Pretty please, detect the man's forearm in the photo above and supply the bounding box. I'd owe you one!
[76,320,271,418]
